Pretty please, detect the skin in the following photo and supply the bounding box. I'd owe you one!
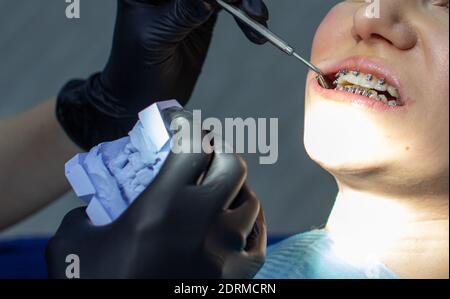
[305,0,449,278]
[0,99,79,230]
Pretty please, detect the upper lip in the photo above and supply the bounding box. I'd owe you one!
[315,55,404,99]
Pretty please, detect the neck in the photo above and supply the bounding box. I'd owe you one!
[326,185,449,278]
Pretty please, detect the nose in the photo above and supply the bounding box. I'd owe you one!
[351,0,418,50]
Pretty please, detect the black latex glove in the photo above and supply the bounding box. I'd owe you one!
[56,0,269,150]
[46,111,266,278]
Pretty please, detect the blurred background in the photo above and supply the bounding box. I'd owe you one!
[0,0,339,240]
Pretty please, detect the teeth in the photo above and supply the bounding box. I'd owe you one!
[387,86,399,98]
[335,71,375,90]
[334,69,402,105]
[377,94,388,103]
[367,90,378,99]
[374,78,387,92]
[335,82,403,107]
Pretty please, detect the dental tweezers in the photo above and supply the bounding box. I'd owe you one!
[216,0,330,88]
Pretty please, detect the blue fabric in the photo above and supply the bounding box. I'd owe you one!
[0,235,288,279]
[256,230,398,279]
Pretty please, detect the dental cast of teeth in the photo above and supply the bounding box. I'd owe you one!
[333,69,402,106]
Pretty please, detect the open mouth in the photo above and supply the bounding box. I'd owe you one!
[320,69,403,107]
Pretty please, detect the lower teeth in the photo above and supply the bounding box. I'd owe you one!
[335,84,402,106]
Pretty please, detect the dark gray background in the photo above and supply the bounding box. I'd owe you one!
[0,0,339,238]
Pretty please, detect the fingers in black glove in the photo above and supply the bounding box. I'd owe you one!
[123,147,248,235]
[204,183,267,278]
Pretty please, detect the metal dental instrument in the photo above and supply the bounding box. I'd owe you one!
[216,0,331,89]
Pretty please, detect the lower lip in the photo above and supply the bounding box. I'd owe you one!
[309,76,409,112]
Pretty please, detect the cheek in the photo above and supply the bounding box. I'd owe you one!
[311,3,355,62]
[407,16,449,164]
[433,47,449,107]
[423,17,449,106]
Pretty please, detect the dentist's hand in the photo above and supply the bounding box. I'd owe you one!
[56,0,269,150]
[46,116,266,278]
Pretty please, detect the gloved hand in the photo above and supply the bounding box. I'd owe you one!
[56,0,269,150]
[46,123,266,278]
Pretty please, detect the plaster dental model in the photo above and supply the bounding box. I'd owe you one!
[65,100,182,225]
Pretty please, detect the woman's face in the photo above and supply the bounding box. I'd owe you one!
[305,0,449,196]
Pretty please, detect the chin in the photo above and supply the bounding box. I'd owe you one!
[304,135,384,177]
[303,96,393,177]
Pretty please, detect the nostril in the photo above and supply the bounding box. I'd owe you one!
[370,33,393,45]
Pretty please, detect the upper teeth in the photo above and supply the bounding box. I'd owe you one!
[334,69,402,105]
